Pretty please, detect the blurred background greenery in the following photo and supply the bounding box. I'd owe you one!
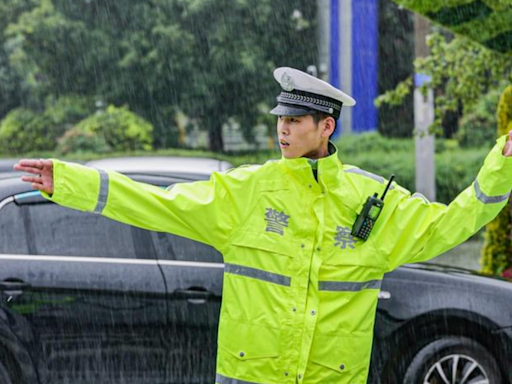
[0,0,509,157]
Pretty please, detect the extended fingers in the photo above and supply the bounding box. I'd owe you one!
[22,176,42,183]
[40,159,53,168]
[13,159,46,173]
[14,165,43,175]
[31,183,45,191]
[16,159,43,168]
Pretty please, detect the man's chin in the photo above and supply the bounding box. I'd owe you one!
[281,150,300,159]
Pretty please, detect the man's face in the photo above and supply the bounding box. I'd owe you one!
[277,114,325,159]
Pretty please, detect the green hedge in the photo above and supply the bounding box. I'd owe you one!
[57,127,110,155]
[0,101,152,155]
[67,105,153,152]
[0,96,93,155]
[0,108,56,154]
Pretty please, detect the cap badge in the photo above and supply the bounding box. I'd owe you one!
[281,72,295,92]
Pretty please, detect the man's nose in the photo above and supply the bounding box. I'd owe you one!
[278,121,290,135]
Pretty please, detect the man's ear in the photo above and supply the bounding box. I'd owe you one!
[321,117,336,138]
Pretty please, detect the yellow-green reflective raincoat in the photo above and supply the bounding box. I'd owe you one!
[42,135,512,384]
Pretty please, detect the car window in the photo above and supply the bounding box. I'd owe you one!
[151,232,223,263]
[2,194,220,262]
[21,203,150,259]
[0,201,29,254]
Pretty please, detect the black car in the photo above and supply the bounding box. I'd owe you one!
[0,157,511,384]
[0,159,22,181]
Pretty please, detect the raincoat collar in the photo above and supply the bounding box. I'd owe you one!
[278,141,344,192]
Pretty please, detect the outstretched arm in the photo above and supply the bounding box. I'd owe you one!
[375,131,512,272]
[13,158,247,252]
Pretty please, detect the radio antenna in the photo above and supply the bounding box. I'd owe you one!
[380,174,395,200]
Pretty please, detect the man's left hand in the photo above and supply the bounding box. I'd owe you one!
[503,130,512,157]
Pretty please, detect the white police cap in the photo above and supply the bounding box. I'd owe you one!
[269,67,356,119]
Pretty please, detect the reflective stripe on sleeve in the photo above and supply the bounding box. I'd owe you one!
[473,179,510,204]
[410,192,447,207]
[344,168,395,191]
[224,263,291,287]
[344,168,385,183]
[93,169,110,214]
[319,279,382,292]
[216,373,267,384]
[411,192,430,203]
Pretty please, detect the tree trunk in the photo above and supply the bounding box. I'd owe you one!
[208,120,224,153]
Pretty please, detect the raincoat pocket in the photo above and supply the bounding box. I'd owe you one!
[217,318,282,381]
[219,320,280,359]
[308,332,371,383]
[230,231,298,258]
[323,239,385,269]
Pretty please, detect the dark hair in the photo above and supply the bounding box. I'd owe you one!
[312,112,337,137]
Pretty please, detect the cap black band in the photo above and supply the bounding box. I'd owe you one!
[276,89,343,119]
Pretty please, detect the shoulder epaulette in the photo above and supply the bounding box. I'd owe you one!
[224,163,262,174]
[343,166,386,185]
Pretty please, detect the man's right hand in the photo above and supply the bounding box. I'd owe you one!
[13,159,54,194]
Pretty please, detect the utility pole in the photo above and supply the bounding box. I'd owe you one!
[317,0,330,81]
[414,15,436,201]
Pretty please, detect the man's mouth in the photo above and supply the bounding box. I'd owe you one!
[279,139,290,148]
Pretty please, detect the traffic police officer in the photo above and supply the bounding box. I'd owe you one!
[15,67,512,384]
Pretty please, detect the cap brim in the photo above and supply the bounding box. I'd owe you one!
[269,104,318,117]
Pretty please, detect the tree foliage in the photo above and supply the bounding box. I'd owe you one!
[454,84,506,147]
[0,108,55,153]
[392,0,512,55]
[72,105,153,152]
[377,0,415,138]
[0,95,93,154]
[1,0,316,152]
[375,31,511,136]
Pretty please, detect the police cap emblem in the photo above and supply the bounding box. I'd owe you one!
[280,72,295,92]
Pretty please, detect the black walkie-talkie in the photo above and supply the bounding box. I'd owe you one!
[351,174,395,241]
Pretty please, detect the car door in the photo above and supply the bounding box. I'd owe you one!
[0,192,168,384]
[151,231,224,384]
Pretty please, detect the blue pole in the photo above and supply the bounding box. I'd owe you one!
[330,0,341,138]
[330,0,340,89]
[351,0,378,133]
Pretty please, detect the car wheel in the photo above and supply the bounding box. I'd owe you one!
[403,337,502,384]
[0,358,13,384]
